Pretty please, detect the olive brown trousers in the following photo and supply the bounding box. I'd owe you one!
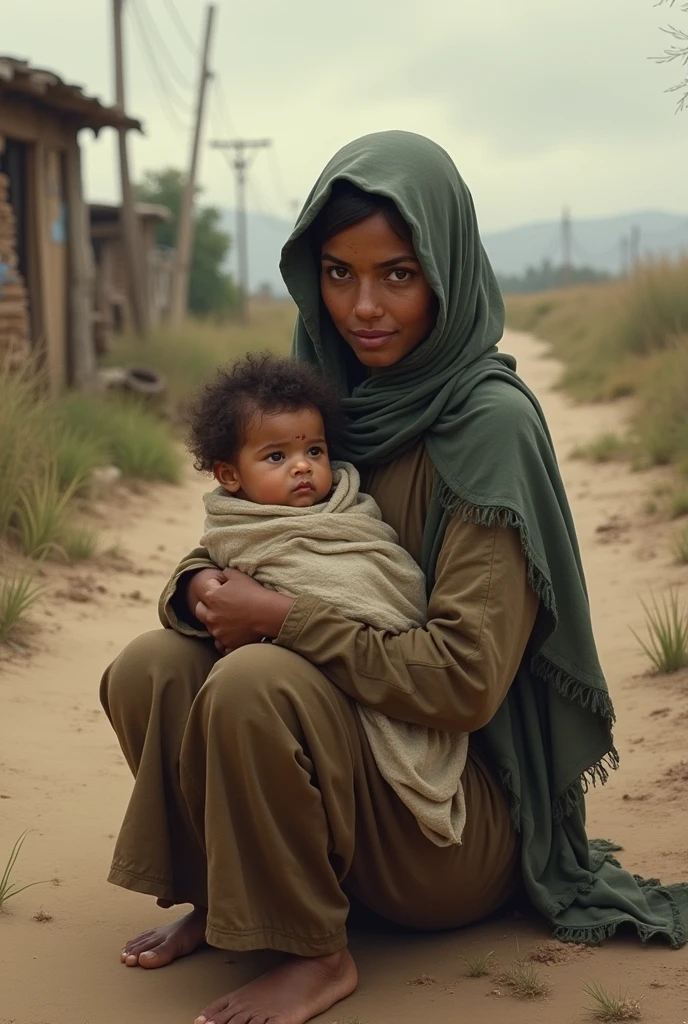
[101,628,519,956]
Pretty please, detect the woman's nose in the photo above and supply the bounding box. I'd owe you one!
[353,282,383,322]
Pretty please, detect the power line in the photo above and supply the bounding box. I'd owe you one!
[163,0,198,57]
[212,74,239,138]
[127,0,190,132]
[266,146,291,213]
[133,0,194,96]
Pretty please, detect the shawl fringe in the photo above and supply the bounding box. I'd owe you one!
[440,486,620,823]
[437,483,555,614]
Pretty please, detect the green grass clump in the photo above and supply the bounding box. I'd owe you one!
[632,589,688,674]
[462,950,495,977]
[13,466,76,559]
[0,360,45,537]
[670,487,688,520]
[105,302,294,411]
[57,524,99,563]
[0,571,44,643]
[571,433,629,463]
[584,982,641,1021]
[673,524,688,565]
[56,393,181,484]
[52,427,107,496]
[506,265,688,487]
[499,961,551,999]
[0,832,46,908]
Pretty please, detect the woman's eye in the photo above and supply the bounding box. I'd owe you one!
[388,268,413,282]
[327,266,350,281]
[267,452,284,463]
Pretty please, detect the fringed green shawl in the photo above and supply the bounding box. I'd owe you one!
[280,130,688,946]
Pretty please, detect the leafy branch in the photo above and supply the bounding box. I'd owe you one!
[653,0,688,110]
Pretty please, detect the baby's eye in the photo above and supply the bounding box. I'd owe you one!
[327,266,351,281]
[307,446,324,457]
[266,451,284,463]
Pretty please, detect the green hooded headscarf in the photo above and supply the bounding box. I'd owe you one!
[280,130,688,946]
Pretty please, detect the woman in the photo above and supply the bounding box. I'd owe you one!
[101,131,688,1024]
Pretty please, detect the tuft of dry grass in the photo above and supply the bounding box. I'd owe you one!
[0,832,46,909]
[0,570,45,644]
[13,466,77,560]
[57,523,99,563]
[584,982,642,1021]
[632,589,688,674]
[673,523,688,565]
[670,487,688,520]
[506,264,688,490]
[499,960,551,999]
[33,909,53,922]
[571,433,630,464]
[105,302,295,413]
[462,950,496,977]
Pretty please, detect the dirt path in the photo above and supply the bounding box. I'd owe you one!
[1,329,688,1024]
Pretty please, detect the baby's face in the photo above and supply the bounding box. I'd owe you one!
[215,406,333,507]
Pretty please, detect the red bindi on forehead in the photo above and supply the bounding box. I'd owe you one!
[295,434,306,440]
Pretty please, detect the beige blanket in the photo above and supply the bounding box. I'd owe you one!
[202,461,469,846]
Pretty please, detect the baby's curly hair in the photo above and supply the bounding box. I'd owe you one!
[186,352,343,472]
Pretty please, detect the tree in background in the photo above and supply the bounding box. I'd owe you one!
[654,0,688,112]
[136,168,238,317]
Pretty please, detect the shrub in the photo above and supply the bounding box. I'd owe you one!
[55,393,182,484]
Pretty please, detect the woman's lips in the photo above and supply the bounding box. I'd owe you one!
[351,330,395,350]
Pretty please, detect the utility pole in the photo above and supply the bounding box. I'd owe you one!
[170,4,216,325]
[210,138,271,323]
[619,235,630,278]
[561,206,573,287]
[629,224,642,273]
[112,0,147,336]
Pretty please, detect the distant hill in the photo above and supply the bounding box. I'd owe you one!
[221,209,688,295]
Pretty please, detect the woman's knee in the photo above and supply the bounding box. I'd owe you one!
[200,643,336,726]
[100,628,216,725]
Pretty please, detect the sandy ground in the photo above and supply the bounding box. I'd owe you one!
[1,328,688,1024]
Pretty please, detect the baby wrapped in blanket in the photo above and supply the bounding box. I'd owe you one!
[189,353,469,847]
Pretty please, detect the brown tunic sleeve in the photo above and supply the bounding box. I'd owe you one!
[276,518,539,733]
[158,547,218,635]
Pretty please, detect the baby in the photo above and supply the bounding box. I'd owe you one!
[187,352,469,848]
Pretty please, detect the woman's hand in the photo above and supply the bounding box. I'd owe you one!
[192,567,296,654]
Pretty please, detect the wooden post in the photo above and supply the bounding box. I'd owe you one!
[29,140,53,388]
[65,136,95,387]
[113,0,148,336]
[170,4,216,324]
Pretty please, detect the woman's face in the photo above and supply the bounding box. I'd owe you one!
[320,212,437,370]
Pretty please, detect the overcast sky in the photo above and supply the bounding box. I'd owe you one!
[6,0,687,232]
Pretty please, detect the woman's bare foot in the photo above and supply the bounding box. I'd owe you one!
[194,948,358,1024]
[121,906,208,968]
